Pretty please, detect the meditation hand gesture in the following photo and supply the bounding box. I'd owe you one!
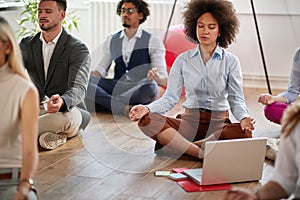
[258,93,275,105]
[90,70,101,78]
[129,105,149,121]
[240,117,255,136]
[147,67,159,81]
[47,94,64,113]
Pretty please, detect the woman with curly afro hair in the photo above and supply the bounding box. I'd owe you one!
[129,0,255,159]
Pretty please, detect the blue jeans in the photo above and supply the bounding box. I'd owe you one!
[86,76,158,114]
[0,168,38,200]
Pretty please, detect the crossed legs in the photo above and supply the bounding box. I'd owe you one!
[138,112,251,159]
[86,76,158,114]
[39,107,82,138]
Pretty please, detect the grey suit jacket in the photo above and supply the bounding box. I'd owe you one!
[20,29,91,130]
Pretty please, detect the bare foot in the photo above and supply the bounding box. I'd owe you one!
[193,140,204,148]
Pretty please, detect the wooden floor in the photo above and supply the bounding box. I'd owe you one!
[36,88,283,200]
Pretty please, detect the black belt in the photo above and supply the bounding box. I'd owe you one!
[0,168,21,180]
[0,172,21,180]
[185,108,228,115]
[185,108,212,113]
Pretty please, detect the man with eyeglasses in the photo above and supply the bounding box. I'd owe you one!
[86,0,168,116]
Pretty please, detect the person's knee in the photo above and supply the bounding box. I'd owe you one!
[137,82,158,103]
[264,103,286,124]
[38,108,82,137]
[138,112,151,128]
[138,113,164,138]
[64,108,82,137]
[137,113,157,138]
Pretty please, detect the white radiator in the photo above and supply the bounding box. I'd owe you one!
[89,0,184,50]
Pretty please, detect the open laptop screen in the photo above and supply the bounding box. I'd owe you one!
[184,137,267,185]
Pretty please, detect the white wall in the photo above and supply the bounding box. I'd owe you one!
[2,0,300,90]
[228,0,300,89]
[79,0,300,90]
[0,7,23,37]
[68,0,90,50]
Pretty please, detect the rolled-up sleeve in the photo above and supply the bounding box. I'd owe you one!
[279,48,300,103]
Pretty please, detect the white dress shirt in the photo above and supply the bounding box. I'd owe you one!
[94,28,167,78]
[40,29,62,79]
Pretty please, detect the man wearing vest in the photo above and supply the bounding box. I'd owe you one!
[86,0,168,115]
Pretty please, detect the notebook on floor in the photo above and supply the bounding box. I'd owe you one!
[183,137,267,186]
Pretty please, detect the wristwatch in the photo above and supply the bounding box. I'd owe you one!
[19,178,36,193]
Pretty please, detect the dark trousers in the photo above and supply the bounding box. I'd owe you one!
[138,110,252,143]
[86,75,158,114]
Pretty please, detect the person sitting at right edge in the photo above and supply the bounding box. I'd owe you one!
[225,97,300,200]
[258,47,300,161]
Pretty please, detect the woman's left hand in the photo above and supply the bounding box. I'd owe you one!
[240,117,255,133]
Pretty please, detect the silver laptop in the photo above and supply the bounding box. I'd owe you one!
[183,137,267,185]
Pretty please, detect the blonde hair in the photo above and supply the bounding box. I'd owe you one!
[0,16,29,80]
[281,98,300,137]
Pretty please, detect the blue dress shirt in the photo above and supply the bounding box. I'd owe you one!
[279,47,300,103]
[147,45,249,122]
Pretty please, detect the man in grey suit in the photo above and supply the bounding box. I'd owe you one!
[20,0,90,150]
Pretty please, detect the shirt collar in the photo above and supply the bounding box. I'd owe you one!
[191,44,223,59]
[39,28,63,44]
[120,28,143,39]
[214,45,223,59]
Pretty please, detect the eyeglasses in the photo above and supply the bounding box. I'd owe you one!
[120,8,136,15]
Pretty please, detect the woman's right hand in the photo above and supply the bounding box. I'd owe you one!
[129,105,149,121]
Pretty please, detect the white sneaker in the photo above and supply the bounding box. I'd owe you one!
[39,132,67,150]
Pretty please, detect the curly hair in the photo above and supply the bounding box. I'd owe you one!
[281,99,300,137]
[116,0,150,24]
[183,0,239,48]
